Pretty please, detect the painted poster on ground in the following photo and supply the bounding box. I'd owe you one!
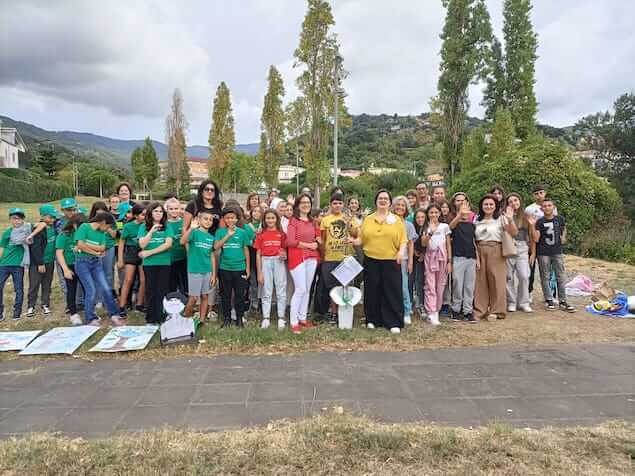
[20,326,100,355]
[0,331,42,351]
[89,325,158,352]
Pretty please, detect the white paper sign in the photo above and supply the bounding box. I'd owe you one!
[89,325,158,352]
[0,331,42,351]
[330,255,363,287]
[20,326,100,355]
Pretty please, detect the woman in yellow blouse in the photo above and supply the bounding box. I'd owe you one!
[351,190,407,333]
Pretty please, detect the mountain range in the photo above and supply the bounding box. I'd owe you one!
[0,115,259,169]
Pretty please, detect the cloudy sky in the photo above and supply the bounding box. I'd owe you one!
[1,0,633,145]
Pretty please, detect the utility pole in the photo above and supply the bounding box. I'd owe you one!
[333,53,342,187]
[295,142,300,195]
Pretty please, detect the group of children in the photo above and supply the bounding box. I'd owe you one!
[0,181,575,330]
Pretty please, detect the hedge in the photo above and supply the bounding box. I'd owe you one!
[0,169,73,202]
[451,139,622,251]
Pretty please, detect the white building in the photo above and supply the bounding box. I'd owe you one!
[0,127,26,169]
[278,164,305,184]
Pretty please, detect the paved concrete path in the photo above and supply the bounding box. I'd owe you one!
[1,343,633,438]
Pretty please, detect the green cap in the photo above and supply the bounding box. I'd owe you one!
[118,202,132,220]
[39,204,60,218]
[60,197,77,210]
[8,207,25,217]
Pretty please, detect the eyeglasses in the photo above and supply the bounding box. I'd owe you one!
[299,200,311,205]
[204,187,215,192]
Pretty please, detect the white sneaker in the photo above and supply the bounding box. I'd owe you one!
[366,323,375,329]
[277,318,286,330]
[26,307,35,318]
[110,316,125,327]
[95,302,103,310]
[519,305,533,313]
[88,318,102,327]
[261,318,270,329]
[208,310,218,321]
[390,327,401,334]
[42,305,51,315]
[507,305,517,312]
[404,314,412,325]
[429,312,440,326]
[69,313,82,326]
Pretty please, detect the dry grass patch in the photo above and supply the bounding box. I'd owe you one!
[0,414,633,475]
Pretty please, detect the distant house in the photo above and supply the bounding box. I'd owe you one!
[278,164,305,184]
[0,127,26,168]
[159,156,209,187]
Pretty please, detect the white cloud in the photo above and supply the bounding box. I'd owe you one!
[1,0,633,144]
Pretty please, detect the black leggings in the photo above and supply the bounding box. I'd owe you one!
[169,259,188,295]
[219,269,249,322]
[363,256,403,329]
[64,265,84,315]
[144,265,170,323]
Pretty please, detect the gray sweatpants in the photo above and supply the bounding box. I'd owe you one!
[506,241,530,308]
[451,257,476,314]
[28,262,55,308]
[537,254,566,304]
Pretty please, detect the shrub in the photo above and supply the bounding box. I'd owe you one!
[0,169,73,202]
[579,223,635,265]
[451,138,621,250]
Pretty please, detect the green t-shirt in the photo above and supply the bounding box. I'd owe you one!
[187,228,215,274]
[121,221,142,247]
[74,223,106,258]
[137,223,174,266]
[244,223,258,246]
[104,223,117,249]
[43,225,56,264]
[0,227,25,267]
[215,227,249,271]
[166,219,187,262]
[55,231,76,266]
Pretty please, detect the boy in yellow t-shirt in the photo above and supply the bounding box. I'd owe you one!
[319,192,358,324]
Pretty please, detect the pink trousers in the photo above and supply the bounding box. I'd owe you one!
[424,251,448,314]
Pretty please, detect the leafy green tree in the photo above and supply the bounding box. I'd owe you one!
[503,0,538,139]
[293,0,346,203]
[488,107,516,161]
[259,65,286,188]
[461,126,487,170]
[436,0,493,182]
[452,137,620,249]
[482,37,506,122]
[165,88,189,193]
[226,152,261,192]
[84,169,118,198]
[575,92,635,218]
[130,147,144,189]
[141,137,159,197]
[34,146,62,177]
[178,158,192,199]
[208,82,235,188]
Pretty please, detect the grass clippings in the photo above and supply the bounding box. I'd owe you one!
[0,414,633,475]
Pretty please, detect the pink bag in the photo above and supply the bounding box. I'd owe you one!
[565,274,594,293]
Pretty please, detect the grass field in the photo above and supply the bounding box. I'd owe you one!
[0,198,634,361]
[0,414,633,475]
[0,197,101,228]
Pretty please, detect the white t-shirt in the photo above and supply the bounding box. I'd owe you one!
[427,223,450,250]
[525,202,558,220]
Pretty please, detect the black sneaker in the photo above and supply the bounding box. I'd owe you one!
[545,300,556,311]
[119,307,128,318]
[464,313,477,323]
[450,311,463,321]
[135,304,146,313]
[439,304,450,317]
[559,302,575,313]
[12,314,21,321]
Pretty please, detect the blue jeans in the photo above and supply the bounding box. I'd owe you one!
[100,247,116,303]
[401,260,412,317]
[75,256,119,323]
[0,266,24,318]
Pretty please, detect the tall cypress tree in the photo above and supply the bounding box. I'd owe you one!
[482,37,506,122]
[503,0,538,139]
[165,89,188,194]
[259,65,286,188]
[436,0,492,182]
[141,137,159,197]
[488,107,516,161]
[208,82,235,187]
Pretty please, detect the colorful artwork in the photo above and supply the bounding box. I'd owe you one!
[0,331,42,351]
[89,325,158,352]
[20,326,100,355]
